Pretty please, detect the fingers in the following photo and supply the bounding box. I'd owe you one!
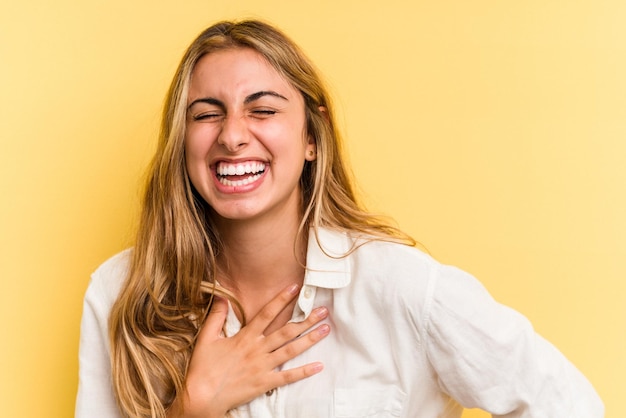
[197,296,229,343]
[262,361,325,395]
[245,284,331,359]
[245,284,301,335]
[182,286,330,415]
[263,306,329,351]
[276,361,325,386]
[269,320,330,366]
[261,326,328,396]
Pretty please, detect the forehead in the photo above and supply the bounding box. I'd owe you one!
[189,47,298,98]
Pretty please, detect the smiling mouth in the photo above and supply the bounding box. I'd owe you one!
[216,161,267,187]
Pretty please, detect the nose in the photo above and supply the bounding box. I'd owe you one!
[217,114,249,152]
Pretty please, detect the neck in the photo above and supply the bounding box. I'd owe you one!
[214,209,308,321]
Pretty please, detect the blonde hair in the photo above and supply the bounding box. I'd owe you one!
[109,19,414,418]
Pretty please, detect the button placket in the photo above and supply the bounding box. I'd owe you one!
[297,285,316,319]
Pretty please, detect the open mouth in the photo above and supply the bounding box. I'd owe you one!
[216,161,267,187]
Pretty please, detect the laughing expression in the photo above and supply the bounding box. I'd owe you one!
[185,48,316,225]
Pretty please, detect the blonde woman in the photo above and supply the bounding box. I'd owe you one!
[76,20,604,418]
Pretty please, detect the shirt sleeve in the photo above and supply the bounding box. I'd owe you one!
[423,264,604,417]
[75,256,127,418]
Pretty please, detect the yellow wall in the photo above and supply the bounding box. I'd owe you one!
[1,1,623,417]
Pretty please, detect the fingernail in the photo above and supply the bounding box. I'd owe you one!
[311,362,324,373]
[287,284,300,295]
[314,306,328,318]
[317,324,330,336]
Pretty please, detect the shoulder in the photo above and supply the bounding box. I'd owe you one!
[351,236,481,289]
[312,227,480,304]
[93,249,132,280]
[84,249,132,311]
[350,236,441,283]
[342,236,441,314]
[348,235,489,311]
[312,228,439,279]
[77,250,131,418]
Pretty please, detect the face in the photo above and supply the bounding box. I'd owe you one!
[185,48,316,225]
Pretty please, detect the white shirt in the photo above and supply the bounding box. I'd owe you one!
[76,228,604,417]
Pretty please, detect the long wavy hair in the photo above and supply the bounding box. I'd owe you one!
[109,19,414,418]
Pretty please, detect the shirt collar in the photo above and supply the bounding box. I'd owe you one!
[224,227,354,333]
[303,227,352,289]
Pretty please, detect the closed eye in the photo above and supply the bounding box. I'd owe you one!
[250,109,277,118]
[187,97,225,121]
[193,112,223,121]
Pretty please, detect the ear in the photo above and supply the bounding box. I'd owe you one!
[305,139,317,161]
[318,105,329,122]
[304,106,326,161]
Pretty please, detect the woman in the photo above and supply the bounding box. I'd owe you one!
[76,20,604,418]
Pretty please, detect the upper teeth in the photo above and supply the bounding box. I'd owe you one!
[217,161,266,176]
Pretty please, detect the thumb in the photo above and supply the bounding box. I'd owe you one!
[198,296,229,342]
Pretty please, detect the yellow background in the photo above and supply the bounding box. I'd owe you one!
[1,1,624,417]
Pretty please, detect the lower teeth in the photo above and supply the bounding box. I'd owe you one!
[219,173,262,187]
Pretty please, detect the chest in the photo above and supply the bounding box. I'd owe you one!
[228,288,460,417]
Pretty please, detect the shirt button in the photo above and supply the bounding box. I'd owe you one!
[303,286,313,298]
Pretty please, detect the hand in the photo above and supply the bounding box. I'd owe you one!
[169,284,330,418]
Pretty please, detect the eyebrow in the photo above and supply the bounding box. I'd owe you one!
[187,97,224,111]
[244,90,288,104]
[187,90,288,111]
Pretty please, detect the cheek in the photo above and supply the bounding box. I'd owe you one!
[184,142,211,199]
[183,137,213,190]
[184,126,215,162]
[264,120,309,154]
[184,139,202,164]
